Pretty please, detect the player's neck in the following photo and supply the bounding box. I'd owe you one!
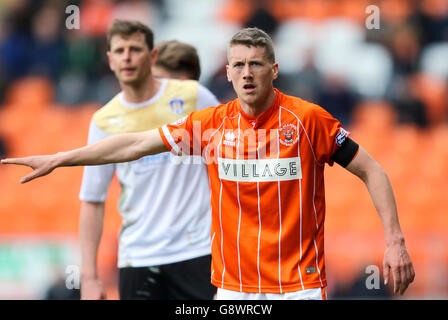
[120,76,161,103]
[239,89,276,119]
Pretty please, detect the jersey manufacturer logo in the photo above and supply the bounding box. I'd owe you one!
[170,98,184,115]
[336,128,350,146]
[108,115,124,128]
[171,115,187,126]
[223,131,236,147]
[279,123,298,146]
[218,157,302,182]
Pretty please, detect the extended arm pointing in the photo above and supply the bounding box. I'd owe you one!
[1,129,167,183]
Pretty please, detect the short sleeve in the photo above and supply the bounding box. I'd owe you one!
[79,119,115,202]
[306,104,349,166]
[159,107,215,157]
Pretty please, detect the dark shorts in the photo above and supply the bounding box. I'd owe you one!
[119,254,216,300]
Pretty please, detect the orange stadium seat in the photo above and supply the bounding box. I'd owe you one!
[335,0,370,23]
[421,0,448,17]
[380,0,414,25]
[269,0,310,21]
[218,0,255,25]
[63,104,99,147]
[102,176,122,232]
[269,0,370,22]
[0,107,38,156]
[0,168,42,233]
[79,0,114,37]
[4,77,53,109]
[288,0,329,20]
[349,101,398,160]
[351,100,398,132]
[411,73,448,126]
[0,77,58,156]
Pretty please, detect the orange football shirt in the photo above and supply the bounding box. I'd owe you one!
[159,88,348,293]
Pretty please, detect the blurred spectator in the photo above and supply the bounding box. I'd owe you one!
[272,71,290,97]
[280,49,322,104]
[56,30,103,104]
[317,74,359,127]
[243,0,279,36]
[29,4,65,81]
[3,0,36,34]
[389,25,421,77]
[0,1,33,83]
[0,137,7,157]
[412,0,448,46]
[387,74,429,128]
[206,63,236,104]
[62,31,97,75]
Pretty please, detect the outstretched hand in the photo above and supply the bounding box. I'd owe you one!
[1,155,58,183]
[383,241,415,295]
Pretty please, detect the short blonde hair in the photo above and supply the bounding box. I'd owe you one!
[228,27,275,63]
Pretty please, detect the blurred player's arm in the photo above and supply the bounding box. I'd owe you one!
[1,129,168,183]
[344,145,415,295]
[79,201,107,300]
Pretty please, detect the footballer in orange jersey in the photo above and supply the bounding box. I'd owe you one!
[2,27,414,300]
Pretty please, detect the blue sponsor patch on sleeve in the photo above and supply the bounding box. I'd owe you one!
[335,128,350,146]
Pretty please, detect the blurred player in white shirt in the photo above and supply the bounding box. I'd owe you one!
[78,20,219,300]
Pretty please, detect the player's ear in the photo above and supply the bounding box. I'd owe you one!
[272,62,279,80]
[226,65,232,83]
[150,48,159,66]
[106,51,114,72]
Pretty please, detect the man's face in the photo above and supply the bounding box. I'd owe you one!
[226,44,278,108]
[107,32,156,86]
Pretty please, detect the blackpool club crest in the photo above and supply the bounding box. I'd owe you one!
[279,123,298,146]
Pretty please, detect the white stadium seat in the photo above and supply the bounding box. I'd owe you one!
[420,42,448,80]
[275,19,318,74]
[345,43,393,98]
